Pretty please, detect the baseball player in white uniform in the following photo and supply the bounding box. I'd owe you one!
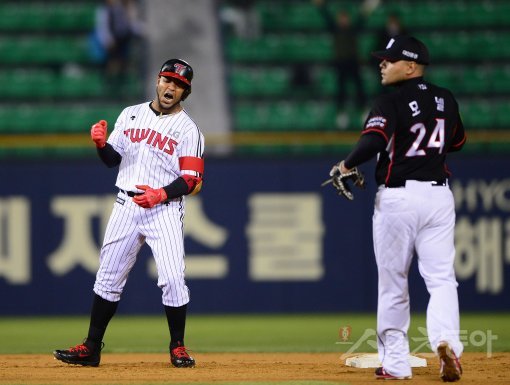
[54,59,203,368]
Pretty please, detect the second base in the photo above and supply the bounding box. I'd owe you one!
[345,353,427,368]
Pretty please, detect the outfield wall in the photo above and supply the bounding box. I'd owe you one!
[0,156,509,314]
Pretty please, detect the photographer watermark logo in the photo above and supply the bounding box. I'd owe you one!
[335,325,498,359]
[338,325,352,343]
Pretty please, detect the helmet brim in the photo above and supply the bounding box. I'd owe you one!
[159,71,191,87]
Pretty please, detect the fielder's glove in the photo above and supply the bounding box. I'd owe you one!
[321,161,365,200]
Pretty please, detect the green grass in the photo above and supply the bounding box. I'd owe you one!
[0,313,508,354]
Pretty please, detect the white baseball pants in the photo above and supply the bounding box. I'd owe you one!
[373,180,463,377]
[94,191,190,307]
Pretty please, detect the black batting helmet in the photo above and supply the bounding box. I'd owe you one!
[159,59,193,100]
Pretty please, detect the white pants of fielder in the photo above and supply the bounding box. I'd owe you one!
[373,181,463,377]
[93,191,190,307]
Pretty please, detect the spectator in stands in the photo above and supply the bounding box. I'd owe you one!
[312,0,376,128]
[94,0,145,87]
[380,12,407,44]
[372,12,408,93]
[373,12,408,64]
[219,0,261,40]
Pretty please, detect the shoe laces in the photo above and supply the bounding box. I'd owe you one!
[172,346,191,358]
[69,344,90,354]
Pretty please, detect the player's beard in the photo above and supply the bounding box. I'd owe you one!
[156,91,182,114]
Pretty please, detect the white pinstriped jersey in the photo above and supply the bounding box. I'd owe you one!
[107,102,204,193]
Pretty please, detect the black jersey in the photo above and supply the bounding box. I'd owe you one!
[361,77,466,187]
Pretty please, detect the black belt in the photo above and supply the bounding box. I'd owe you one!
[386,179,447,188]
[119,189,142,197]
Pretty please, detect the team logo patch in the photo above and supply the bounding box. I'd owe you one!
[116,196,126,205]
[402,49,418,59]
[365,116,387,129]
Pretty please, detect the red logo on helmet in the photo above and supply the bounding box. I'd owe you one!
[173,63,186,75]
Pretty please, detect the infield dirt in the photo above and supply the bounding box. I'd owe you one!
[1,352,509,384]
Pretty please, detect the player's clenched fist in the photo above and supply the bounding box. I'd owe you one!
[90,120,108,148]
[133,185,168,208]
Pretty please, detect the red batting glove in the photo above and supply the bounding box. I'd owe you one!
[133,185,168,208]
[91,119,107,148]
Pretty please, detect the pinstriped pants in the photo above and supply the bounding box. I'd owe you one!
[94,191,190,307]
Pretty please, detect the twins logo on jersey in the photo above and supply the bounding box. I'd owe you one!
[123,128,178,155]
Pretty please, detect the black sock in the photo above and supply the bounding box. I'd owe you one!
[85,294,119,351]
[164,304,187,350]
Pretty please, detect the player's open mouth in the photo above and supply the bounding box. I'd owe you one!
[163,92,174,101]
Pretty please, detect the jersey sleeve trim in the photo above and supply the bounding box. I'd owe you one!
[179,156,204,174]
[361,127,389,143]
[451,133,467,149]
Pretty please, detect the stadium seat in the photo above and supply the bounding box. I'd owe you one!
[493,102,510,128]
[460,100,496,129]
[229,67,291,96]
[490,66,510,94]
[256,2,324,31]
[234,104,268,131]
[0,3,95,32]
[0,36,91,65]
[0,104,123,133]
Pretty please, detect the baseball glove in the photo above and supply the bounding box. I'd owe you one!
[321,161,365,200]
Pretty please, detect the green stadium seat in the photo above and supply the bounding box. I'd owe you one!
[422,32,510,61]
[0,70,46,98]
[460,100,496,129]
[226,35,333,62]
[256,2,324,31]
[361,66,380,96]
[0,36,91,65]
[490,66,510,94]
[0,104,123,134]
[460,67,492,95]
[285,1,469,30]
[0,69,126,99]
[230,64,381,99]
[0,2,95,31]
[425,65,510,96]
[463,100,508,129]
[313,67,336,95]
[229,67,291,96]
[264,102,292,131]
[234,103,271,131]
[368,1,508,29]
[257,0,362,31]
[493,102,510,128]
[467,1,510,27]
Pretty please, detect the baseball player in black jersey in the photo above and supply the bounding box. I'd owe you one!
[326,36,466,381]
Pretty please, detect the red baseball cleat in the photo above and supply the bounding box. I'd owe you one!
[170,345,195,368]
